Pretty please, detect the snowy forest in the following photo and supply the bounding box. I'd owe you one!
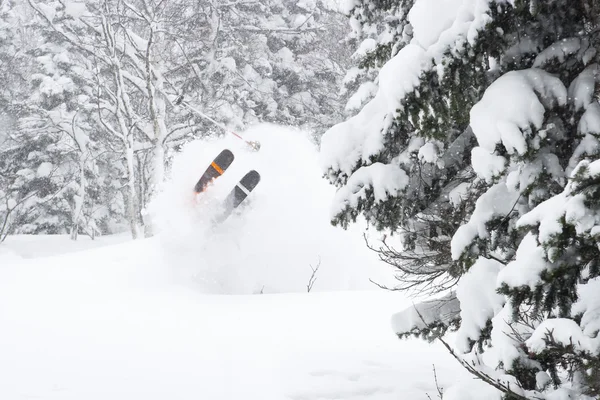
[0,0,351,240]
[1,1,600,400]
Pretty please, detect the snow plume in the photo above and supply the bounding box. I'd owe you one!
[150,124,389,294]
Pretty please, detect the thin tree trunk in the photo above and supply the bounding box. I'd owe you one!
[143,25,168,237]
[70,154,86,241]
[126,146,139,240]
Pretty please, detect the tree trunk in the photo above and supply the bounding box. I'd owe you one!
[70,153,86,241]
[126,146,139,240]
[143,26,168,238]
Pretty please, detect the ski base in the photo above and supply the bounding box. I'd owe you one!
[193,149,234,193]
[214,170,261,223]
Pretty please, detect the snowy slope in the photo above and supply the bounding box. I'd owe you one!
[0,237,468,400]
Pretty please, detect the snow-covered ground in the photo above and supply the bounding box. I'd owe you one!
[0,126,473,399]
[0,235,468,400]
[0,233,131,260]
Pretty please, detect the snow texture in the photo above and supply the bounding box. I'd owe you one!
[408,0,495,63]
[518,159,600,248]
[455,257,505,352]
[64,1,88,18]
[321,43,430,177]
[568,65,600,172]
[573,277,600,338]
[418,142,439,163]
[408,0,464,49]
[517,193,567,244]
[36,162,53,177]
[451,181,519,260]
[345,81,378,112]
[0,234,471,400]
[444,378,502,400]
[470,69,567,157]
[533,38,582,68]
[471,146,506,183]
[497,233,550,289]
[353,38,377,58]
[489,302,522,368]
[579,102,600,135]
[505,154,565,194]
[569,64,600,111]
[322,0,501,209]
[526,318,600,355]
[330,163,409,219]
[340,0,358,14]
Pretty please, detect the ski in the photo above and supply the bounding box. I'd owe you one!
[215,170,261,222]
[193,149,235,193]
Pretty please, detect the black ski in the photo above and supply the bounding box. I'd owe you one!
[194,149,234,193]
[215,170,261,222]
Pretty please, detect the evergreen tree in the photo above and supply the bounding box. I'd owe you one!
[322,0,507,294]
[325,0,600,397]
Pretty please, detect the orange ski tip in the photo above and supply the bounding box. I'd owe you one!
[211,161,224,175]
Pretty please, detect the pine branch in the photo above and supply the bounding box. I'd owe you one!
[412,306,542,400]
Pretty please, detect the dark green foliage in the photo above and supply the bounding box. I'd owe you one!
[396,316,461,343]
[333,0,600,396]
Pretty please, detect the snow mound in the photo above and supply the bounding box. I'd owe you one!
[150,124,389,294]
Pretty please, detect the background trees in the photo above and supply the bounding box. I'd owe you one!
[0,0,349,240]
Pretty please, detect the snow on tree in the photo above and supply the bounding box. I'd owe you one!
[164,0,350,135]
[0,1,95,239]
[445,19,600,397]
[321,0,511,295]
[325,0,600,398]
[0,0,27,241]
[439,159,600,399]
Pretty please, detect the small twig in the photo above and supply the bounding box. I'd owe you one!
[433,364,443,399]
[307,256,321,292]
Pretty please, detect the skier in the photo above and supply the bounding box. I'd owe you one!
[193,149,261,223]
